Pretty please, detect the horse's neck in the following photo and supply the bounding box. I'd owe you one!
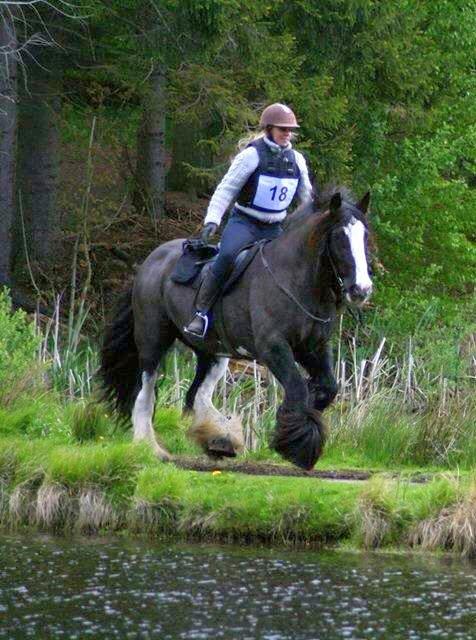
[270,214,336,304]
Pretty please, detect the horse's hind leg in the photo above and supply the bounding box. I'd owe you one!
[186,353,244,458]
[132,317,177,460]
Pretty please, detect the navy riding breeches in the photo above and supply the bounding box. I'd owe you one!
[211,209,283,284]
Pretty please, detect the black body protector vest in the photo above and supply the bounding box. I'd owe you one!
[236,138,301,216]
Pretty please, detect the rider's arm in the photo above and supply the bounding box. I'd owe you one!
[295,152,314,205]
[203,147,259,226]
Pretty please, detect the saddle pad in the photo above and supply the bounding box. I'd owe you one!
[171,240,219,284]
[171,238,262,292]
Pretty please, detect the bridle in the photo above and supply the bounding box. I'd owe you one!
[324,216,372,299]
[259,217,369,323]
[258,241,331,323]
[324,228,346,297]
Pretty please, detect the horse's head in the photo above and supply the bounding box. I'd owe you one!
[325,191,373,306]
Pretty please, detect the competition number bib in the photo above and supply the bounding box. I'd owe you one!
[252,175,299,212]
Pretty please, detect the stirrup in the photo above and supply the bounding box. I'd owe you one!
[183,311,209,339]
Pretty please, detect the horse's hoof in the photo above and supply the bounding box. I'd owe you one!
[272,408,326,470]
[205,436,237,459]
[151,441,173,462]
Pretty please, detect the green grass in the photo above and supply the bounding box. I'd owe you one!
[1,287,474,472]
[1,433,475,555]
[46,442,156,499]
[153,406,199,456]
[0,289,475,550]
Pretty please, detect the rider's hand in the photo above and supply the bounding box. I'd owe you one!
[200,222,218,244]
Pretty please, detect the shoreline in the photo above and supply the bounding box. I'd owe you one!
[1,437,475,557]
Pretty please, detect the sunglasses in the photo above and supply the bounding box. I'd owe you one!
[275,126,294,132]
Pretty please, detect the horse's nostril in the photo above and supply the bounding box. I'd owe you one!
[350,284,370,300]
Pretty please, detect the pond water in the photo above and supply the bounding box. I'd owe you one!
[0,534,475,639]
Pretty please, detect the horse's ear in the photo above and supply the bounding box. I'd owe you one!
[357,191,370,215]
[329,192,342,217]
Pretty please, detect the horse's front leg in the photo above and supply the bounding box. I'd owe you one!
[296,341,338,411]
[257,337,326,470]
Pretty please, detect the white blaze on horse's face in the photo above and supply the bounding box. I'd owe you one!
[343,217,373,305]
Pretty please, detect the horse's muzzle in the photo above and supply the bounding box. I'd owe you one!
[345,283,372,306]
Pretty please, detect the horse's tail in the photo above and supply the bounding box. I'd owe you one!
[99,287,140,416]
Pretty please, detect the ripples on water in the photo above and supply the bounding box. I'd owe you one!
[0,534,475,639]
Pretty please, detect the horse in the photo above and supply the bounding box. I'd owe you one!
[99,189,373,470]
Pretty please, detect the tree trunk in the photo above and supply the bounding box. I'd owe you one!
[0,8,17,286]
[135,63,167,222]
[167,122,214,197]
[14,54,61,273]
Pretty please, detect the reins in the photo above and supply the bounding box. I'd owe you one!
[258,241,332,324]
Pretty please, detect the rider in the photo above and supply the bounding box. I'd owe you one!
[184,103,314,338]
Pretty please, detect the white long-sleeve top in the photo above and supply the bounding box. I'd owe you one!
[204,136,313,226]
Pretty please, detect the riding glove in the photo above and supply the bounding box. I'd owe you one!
[200,222,218,244]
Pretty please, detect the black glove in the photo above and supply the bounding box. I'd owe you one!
[200,222,218,244]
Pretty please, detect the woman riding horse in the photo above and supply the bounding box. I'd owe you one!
[184,103,314,338]
[101,104,373,469]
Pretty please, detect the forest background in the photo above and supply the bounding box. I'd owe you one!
[0,0,475,445]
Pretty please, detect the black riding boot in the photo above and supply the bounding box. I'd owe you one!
[184,269,222,338]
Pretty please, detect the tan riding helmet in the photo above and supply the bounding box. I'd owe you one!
[259,103,300,129]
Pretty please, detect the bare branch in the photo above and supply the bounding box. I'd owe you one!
[0,0,86,89]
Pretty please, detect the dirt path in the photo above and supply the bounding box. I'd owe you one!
[173,457,432,483]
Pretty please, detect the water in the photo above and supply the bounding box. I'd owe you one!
[0,535,475,639]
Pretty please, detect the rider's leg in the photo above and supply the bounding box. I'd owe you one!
[185,212,259,337]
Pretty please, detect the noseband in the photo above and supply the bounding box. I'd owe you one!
[258,217,369,323]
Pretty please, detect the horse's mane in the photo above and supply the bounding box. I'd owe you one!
[286,184,365,229]
[285,183,375,260]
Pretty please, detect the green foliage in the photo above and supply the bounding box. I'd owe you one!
[0,289,42,404]
[372,126,476,299]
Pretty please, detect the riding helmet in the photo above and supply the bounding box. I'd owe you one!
[259,103,300,129]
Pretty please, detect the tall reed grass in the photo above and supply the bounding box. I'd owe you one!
[25,292,476,470]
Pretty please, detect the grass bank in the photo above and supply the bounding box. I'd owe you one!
[1,435,476,557]
[0,290,475,555]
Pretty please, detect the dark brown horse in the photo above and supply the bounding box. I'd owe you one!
[100,189,373,469]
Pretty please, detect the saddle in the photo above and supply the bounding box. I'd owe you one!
[171,238,262,295]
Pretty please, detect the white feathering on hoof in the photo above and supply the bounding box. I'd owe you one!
[188,408,244,456]
[189,356,244,456]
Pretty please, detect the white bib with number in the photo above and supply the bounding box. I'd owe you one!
[252,175,299,212]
